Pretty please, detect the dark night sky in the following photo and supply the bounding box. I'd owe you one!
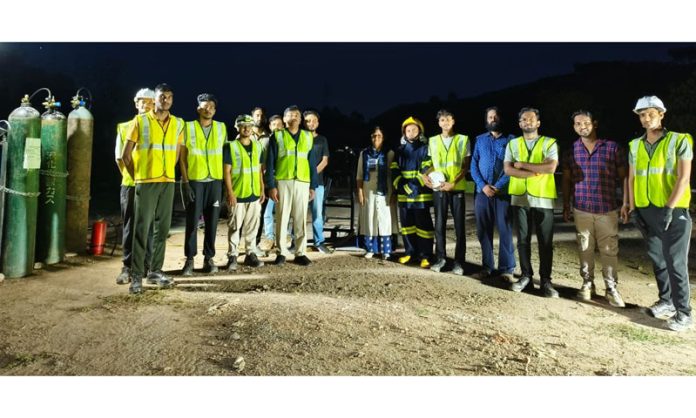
[1,42,683,120]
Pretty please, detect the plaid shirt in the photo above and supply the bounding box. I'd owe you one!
[562,138,626,214]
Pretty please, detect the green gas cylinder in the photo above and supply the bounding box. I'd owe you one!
[36,99,67,265]
[65,96,94,253]
[1,95,41,278]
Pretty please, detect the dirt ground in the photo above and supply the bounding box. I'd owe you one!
[1,205,696,377]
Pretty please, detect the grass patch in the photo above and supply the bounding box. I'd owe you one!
[0,352,36,369]
[609,324,681,344]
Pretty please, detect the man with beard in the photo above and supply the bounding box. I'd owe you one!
[303,109,332,254]
[424,109,470,275]
[122,83,185,294]
[179,93,227,276]
[504,107,559,298]
[562,110,626,307]
[626,96,693,331]
[471,107,516,282]
[114,88,155,285]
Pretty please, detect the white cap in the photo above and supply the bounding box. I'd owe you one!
[134,88,155,101]
[633,95,666,114]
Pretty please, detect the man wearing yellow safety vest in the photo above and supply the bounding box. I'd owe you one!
[625,96,693,332]
[179,94,227,276]
[503,107,560,298]
[391,116,434,268]
[223,115,265,271]
[265,105,318,266]
[122,83,185,294]
[424,110,470,275]
[114,88,155,285]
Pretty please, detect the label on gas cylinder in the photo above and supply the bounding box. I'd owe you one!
[23,137,41,169]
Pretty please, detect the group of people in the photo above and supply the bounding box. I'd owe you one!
[114,84,332,296]
[115,85,693,332]
[354,96,693,332]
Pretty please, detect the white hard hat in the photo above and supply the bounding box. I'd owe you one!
[134,88,155,101]
[633,95,666,114]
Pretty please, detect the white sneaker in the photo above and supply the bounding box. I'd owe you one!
[363,252,374,259]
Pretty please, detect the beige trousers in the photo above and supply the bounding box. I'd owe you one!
[573,208,619,285]
[275,179,310,257]
[227,200,261,257]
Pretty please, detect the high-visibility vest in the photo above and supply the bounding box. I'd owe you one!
[630,131,692,208]
[507,136,557,199]
[185,120,225,180]
[274,129,313,182]
[428,134,469,191]
[116,121,135,187]
[133,112,184,182]
[228,139,262,199]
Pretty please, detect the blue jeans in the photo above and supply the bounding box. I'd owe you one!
[263,199,275,239]
[474,192,515,274]
[310,185,325,245]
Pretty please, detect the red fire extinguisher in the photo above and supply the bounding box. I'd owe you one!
[90,219,107,255]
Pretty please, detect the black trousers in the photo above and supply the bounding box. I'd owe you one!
[514,206,554,282]
[184,180,222,259]
[120,185,152,269]
[433,190,466,263]
[637,206,692,315]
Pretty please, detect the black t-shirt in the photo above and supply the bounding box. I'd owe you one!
[312,134,330,183]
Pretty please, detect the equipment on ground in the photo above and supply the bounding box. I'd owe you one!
[1,92,44,278]
[65,88,94,253]
[36,97,68,264]
[90,219,107,255]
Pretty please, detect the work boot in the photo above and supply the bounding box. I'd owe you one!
[274,254,286,266]
[398,255,411,264]
[146,270,173,289]
[244,253,264,268]
[430,258,446,273]
[294,255,312,266]
[605,287,625,308]
[129,275,143,294]
[116,266,131,285]
[451,261,464,276]
[420,258,431,269]
[510,276,533,292]
[576,280,596,301]
[181,259,194,277]
[226,257,238,272]
[541,281,559,298]
[203,258,218,274]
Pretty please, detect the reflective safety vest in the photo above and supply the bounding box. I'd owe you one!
[133,112,184,182]
[185,120,225,180]
[428,134,469,191]
[117,121,135,187]
[630,131,692,208]
[507,136,557,199]
[228,139,262,199]
[274,129,313,182]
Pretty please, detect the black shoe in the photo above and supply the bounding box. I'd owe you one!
[181,259,194,277]
[116,266,131,285]
[203,258,218,274]
[226,257,238,272]
[129,276,143,294]
[244,253,264,267]
[430,258,446,273]
[294,255,312,266]
[274,254,286,266]
[146,270,173,288]
[541,281,559,298]
[510,276,533,292]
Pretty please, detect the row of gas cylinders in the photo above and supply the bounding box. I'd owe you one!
[0,88,94,278]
